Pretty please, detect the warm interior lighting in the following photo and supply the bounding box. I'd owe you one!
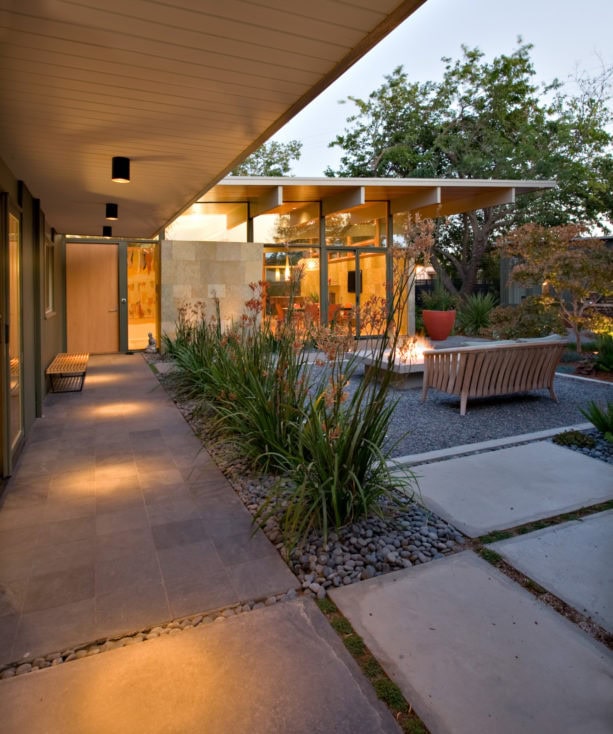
[284,254,291,281]
[112,156,130,183]
[102,225,112,237]
[105,202,118,220]
[275,267,281,281]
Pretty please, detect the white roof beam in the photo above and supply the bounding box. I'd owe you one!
[226,203,249,229]
[437,187,516,216]
[322,186,365,216]
[390,187,441,214]
[249,186,284,217]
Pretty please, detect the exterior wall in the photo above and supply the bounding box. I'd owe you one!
[160,240,262,341]
[0,157,65,475]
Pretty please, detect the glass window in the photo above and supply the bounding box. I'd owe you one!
[44,238,55,315]
[325,204,387,247]
[263,247,320,320]
[127,244,159,350]
[8,212,22,450]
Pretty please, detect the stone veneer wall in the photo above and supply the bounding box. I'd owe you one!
[160,240,263,342]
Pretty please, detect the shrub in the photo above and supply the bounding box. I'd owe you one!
[584,310,613,339]
[420,282,456,311]
[581,400,613,441]
[482,296,565,339]
[456,292,497,336]
[594,334,613,372]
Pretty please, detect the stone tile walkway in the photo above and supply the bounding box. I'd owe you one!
[0,354,296,666]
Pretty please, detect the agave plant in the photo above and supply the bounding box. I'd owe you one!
[456,292,497,336]
[580,400,613,442]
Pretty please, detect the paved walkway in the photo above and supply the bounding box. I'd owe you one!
[0,355,295,666]
[332,445,613,733]
[1,353,612,733]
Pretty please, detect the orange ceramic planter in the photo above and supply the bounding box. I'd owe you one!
[422,309,456,341]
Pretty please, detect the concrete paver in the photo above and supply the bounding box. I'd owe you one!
[330,551,613,734]
[412,442,613,537]
[0,598,400,734]
[489,510,613,633]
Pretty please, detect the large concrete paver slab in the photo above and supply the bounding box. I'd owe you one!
[412,442,613,537]
[0,598,399,734]
[489,510,613,633]
[330,551,613,734]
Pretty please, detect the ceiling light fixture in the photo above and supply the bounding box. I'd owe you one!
[102,225,112,237]
[105,202,118,220]
[111,156,130,183]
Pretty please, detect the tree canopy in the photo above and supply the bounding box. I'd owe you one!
[326,43,613,295]
[231,140,303,176]
[498,223,613,351]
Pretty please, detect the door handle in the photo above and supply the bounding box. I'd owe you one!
[108,308,118,312]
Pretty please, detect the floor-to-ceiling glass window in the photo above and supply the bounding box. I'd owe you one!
[127,242,159,350]
[8,212,22,452]
[325,204,388,337]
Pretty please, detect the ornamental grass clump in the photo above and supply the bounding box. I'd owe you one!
[164,215,435,549]
[204,280,313,470]
[256,217,435,548]
[162,300,221,401]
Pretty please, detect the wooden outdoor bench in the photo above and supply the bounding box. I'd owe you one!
[421,338,567,415]
[46,353,89,393]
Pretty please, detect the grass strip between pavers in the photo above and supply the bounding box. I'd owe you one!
[317,597,429,734]
[474,501,613,652]
[478,499,613,545]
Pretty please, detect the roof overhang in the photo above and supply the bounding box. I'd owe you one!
[0,0,427,238]
[195,176,557,222]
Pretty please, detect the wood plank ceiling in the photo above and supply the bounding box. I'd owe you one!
[0,0,426,237]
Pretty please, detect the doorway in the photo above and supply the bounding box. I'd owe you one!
[66,240,159,354]
[67,243,119,353]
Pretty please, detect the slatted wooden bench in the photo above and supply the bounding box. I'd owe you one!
[46,353,89,393]
[422,339,567,415]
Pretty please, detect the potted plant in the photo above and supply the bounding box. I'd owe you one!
[421,283,457,340]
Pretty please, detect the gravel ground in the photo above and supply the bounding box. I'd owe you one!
[370,370,613,457]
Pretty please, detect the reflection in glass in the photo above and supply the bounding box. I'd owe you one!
[8,213,22,450]
[127,244,159,350]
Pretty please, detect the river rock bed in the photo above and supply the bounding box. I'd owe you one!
[193,424,466,594]
[552,429,613,465]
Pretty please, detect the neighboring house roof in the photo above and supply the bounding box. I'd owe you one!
[195,176,556,221]
[0,0,427,238]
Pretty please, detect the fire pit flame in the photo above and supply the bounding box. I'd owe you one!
[397,335,432,364]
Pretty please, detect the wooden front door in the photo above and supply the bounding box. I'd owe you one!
[67,243,119,353]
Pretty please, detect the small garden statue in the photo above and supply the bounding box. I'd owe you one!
[145,332,157,353]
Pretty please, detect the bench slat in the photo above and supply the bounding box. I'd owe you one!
[46,353,89,392]
[422,341,565,415]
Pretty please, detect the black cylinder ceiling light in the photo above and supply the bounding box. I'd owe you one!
[105,202,118,220]
[111,156,130,183]
[102,225,113,237]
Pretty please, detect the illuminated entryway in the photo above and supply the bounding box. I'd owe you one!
[66,239,160,353]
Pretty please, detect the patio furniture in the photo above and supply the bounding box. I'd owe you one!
[46,353,89,392]
[421,338,567,415]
